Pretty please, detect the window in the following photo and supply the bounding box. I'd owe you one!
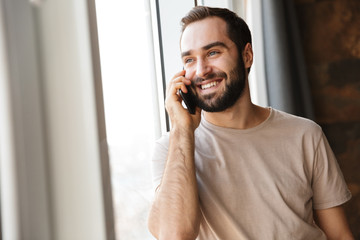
[95,1,256,239]
[95,1,158,239]
[95,0,195,238]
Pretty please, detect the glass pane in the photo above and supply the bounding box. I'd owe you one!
[95,1,156,239]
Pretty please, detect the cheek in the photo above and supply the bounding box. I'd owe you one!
[223,59,238,71]
[212,58,235,72]
[184,66,196,79]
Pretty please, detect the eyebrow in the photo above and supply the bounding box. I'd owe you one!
[181,41,229,58]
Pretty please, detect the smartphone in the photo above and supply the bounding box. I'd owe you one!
[179,85,196,115]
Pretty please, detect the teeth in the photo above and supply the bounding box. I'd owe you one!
[201,81,218,90]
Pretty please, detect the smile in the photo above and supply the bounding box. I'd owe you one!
[201,80,220,90]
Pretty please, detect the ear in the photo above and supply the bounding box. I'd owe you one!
[243,43,253,69]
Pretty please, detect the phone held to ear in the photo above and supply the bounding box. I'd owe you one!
[179,85,196,115]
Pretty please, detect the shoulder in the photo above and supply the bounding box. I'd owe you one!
[268,109,324,146]
[271,108,322,133]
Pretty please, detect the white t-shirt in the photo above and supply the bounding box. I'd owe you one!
[151,108,352,239]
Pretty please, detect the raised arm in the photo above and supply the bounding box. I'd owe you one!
[148,70,201,240]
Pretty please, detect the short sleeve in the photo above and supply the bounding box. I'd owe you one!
[150,133,170,192]
[312,132,352,209]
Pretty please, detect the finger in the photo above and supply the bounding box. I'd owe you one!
[167,75,190,95]
[171,70,186,80]
[167,75,182,92]
[170,71,192,86]
[168,82,187,96]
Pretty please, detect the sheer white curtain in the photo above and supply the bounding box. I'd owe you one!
[246,0,269,107]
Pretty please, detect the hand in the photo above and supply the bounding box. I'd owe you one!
[165,70,201,132]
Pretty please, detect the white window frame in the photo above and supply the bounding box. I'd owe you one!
[0,0,114,239]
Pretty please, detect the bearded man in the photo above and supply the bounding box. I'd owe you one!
[148,6,353,240]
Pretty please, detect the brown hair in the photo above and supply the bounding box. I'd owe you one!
[181,6,252,72]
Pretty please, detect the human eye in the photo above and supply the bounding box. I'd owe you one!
[184,58,194,64]
[208,50,219,57]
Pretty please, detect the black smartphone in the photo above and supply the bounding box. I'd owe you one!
[179,85,196,115]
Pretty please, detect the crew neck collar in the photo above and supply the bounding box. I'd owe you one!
[200,107,274,134]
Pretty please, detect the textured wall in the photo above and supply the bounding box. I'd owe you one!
[294,0,360,238]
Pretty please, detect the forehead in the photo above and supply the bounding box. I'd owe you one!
[180,17,232,52]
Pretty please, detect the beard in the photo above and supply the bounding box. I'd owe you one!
[191,56,246,112]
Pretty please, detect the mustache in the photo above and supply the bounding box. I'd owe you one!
[192,72,227,84]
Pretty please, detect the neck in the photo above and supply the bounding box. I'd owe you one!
[203,85,270,129]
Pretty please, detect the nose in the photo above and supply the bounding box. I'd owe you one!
[195,59,211,79]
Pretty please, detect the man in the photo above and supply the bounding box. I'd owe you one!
[148,6,353,240]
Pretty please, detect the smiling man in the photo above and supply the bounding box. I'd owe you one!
[148,6,353,240]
